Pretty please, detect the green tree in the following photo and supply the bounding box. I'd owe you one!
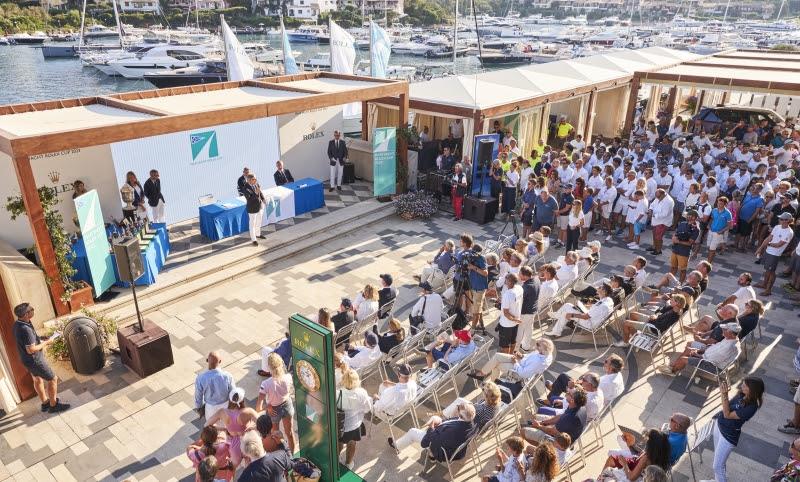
[319,4,362,29]
[404,0,447,25]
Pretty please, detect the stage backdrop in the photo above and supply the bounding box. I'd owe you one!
[110,118,281,225]
[278,107,343,182]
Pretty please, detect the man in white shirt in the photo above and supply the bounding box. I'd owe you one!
[557,159,575,185]
[731,162,751,192]
[587,166,605,192]
[508,138,521,157]
[598,354,625,404]
[694,131,713,150]
[546,283,614,337]
[571,158,588,185]
[659,323,741,375]
[468,338,554,382]
[498,273,524,353]
[555,251,579,286]
[569,134,586,153]
[648,189,674,255]
[373,364,418,417]
[537,372,604,421]
[449,118,464,140]
[345,331,382,370]
[644,168,658,203]
[716,275,755,319]
[755,212,795,296]
[409,282,444,334]
[643,145,658,164]
[538,264,559,311]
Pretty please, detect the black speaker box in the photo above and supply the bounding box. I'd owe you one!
[117,319,174,378]
[343,162,355,184]
[463,196,498,225]
[113,237,144,283]
[477,138,494,165]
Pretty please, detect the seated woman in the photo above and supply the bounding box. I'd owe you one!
[520,441,560,482]
[527,231,546,259]
[514,239,529,266]
[737,299,764,340]
[614,293,687,348]
[373,317,406,354]
[489,249,515,299]
[441,381,504,432]
[353,285,379,322]
[544,284,615,337]
[599,428,671,482]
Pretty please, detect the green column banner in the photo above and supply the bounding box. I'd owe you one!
[73,189,115,297]
[372,127,397,196]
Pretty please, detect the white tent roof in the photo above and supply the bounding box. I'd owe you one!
[410,47,702,112]
[0,104,154,137]
[128,87,307,115]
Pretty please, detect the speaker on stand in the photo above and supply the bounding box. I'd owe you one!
[112,236,174,378]
[463,137,497,224]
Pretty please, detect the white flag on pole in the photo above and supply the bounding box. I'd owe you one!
[221,16,254,81]
[329,19,355,75]
[281,17,300,75]
[370,21,391,78]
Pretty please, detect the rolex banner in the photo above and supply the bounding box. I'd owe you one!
[74,189,116,296]
[372,127,397,196]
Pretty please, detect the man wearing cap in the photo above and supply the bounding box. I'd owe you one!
[409,282,444,334]
[659,322,741,376]
[373,364,418,418]
[344,331,382,370]
[12,303,70,414]
[755,212,795,296]
[194,351,233,426]
[378,274,397,319]
[426,329,476,369]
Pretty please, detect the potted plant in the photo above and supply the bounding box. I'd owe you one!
[5,186,93,313]
[45,308,118,361]
[394,191,437,220]
[395,124,418,193]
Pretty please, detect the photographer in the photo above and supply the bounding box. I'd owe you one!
[456,238,489,331]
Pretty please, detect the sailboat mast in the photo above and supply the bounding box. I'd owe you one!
[453,0,458,68]
[111,0,123,48]
[195,0,200,29]
[722,0,731,24]
[78,0,87,47]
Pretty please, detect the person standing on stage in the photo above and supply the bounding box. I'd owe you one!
[328,130,348,192]
[143,169,165,223]
[125,171,146,220]
[273,160,294,187]
[451,163,468,221]
[243,174,266,246]
[237,167,250,196]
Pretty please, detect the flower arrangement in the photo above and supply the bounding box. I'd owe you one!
[394,191,437,220]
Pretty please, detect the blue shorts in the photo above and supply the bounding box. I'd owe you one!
[634,221,647,236]
[431,343,451,361]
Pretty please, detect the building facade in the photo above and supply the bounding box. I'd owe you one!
[119,0,160,12]
[169,0,227,10]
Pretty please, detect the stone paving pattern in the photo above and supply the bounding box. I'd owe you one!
[0,209,796,481]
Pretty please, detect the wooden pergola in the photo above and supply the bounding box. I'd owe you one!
[0,73,408,399]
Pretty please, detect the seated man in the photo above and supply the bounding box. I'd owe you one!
[538,372,604,421]
[425,329,476,369]
[570,242,602,292]
[599,354,626,404]
[521,387,587,446]
[614,293,687,348]
[390,401,477,460]
[537,264,559,310]
[415,240,457,291]
[373,364,418,418]
[646,270,703,307]
[545,283,614,337]
[646,261,710,298]
[688,303,740,344]
[658,323,742,376]
[409,282,444,335]
[554,251,579,286]
[273,160,294,186]
[717,272,756,315]
[573,265,636,300]
[467,338,555,382]
[666,413,690,466]
[344,331,382,370]
[378,274,397,319]
[633,256,648,288]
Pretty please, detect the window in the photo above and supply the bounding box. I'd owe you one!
[166,50,204,60]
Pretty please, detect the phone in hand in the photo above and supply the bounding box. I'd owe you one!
[49,332,62,341]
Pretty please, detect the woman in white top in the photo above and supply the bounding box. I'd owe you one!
[502,160,521,215]
[565,200,584,253]
[125,171,147,220]
[337,369,373,470]
[256,353,296,453]
[353,285,378,322]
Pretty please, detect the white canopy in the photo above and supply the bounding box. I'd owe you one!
[409,47,702,112]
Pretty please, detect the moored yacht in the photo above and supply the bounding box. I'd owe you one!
[108,44,220,78]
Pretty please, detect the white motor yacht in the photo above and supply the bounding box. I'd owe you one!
[108,44,220,79]
[302,52,331,71]
[8,32,50,45]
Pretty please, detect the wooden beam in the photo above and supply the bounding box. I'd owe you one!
[110,81,244,101]
[665,86,678,117]
[696,89,706,115]
[398,92,409,187]
[622,75,641,135]
[320,72,403,85]
[0,127,17,156]
[244,80,323,94]
[714,53,800,62]
[0,96,97,116]
[583,89,597,141]
[10,153,68,316]
[687,61,800,73]
[361,101,369,141]
[97,96,171,117]
[472,110,482,136]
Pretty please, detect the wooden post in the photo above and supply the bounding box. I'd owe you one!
[721,91,730,105]
[361,101,369,141]
[665,86,678,117]
[398,92,409,192]
[0,280,35,400]
[583,89,597,141]
[473,111,482,136]
[696,89,706,115]
[622,76,641,136]
[11,153,68,316]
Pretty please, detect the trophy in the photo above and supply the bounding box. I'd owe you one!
[120,183,136,223]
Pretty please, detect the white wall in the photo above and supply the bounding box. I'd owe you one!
[110,117,281,225]
[278,107,343,182]
[0,145,119,250]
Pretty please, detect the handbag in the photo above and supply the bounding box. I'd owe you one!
[409,295,427,329]
[335,390,345,441]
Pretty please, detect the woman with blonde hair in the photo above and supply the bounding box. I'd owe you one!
[334,352,349,388]
[256,353,296,453]
[566,199,584,253]
[354,285,378,322]
[337,369,373,470]
[317,307,334,334]
[374,317,406,354]
[439,381,504,432]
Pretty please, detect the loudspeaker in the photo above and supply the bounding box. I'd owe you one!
[463,196,498,224]
[343,162,355,184]
[117,319,174,378]
[477,138,494,165]
[113,237,144,283]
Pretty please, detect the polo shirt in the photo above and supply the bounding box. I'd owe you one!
[467,255,489,291]
[668,431,688,465]
[559,193,574,216]
[556,122,574,138]
[714,394,758,446]
[12,320,43,368]
[709,208,732,233]
[555,406,586,443]
[520,278,540,315]
[738,193,764,222]
[671,221,699,257]
[238,450,292,482]
[651,307,680,333]
[534,195,558,224]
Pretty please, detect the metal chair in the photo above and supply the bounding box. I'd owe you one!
[421,436,475,481]
[684,352,740,390]
[625,323,667,371]
[568,309,616,351]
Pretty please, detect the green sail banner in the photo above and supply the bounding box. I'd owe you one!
[372,127,397,196]
[73,189,115,296]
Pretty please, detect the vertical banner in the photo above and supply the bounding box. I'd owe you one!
[373,127,397,196]
[74,190,115,296]
[471,133,501,197]
[220,16,255,81]
[281,17,299,75]
[369,21,391,78]
[289,314,341,481]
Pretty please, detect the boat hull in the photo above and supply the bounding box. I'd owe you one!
[145,73,226,88]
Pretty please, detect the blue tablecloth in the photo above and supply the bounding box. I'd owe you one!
[285,177,325,215]
[199,198,248,241]
[70,223,170,288]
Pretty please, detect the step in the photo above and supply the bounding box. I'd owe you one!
[96,199,395,323]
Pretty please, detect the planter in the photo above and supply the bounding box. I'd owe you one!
[68,282,94,313]
[399,212,416,221]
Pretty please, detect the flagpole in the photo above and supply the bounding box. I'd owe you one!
[369,21,373,77]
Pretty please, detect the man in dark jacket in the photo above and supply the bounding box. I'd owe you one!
[273,160,294,186]
[378,274,397,319]
[237,167,250,195]
[143,169,165,223]
[390,401,476,461]
[327,130,348,192]
[242,174,265,246]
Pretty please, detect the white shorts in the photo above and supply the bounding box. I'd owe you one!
[558,215,569,230]
[601,205,612,219]
[708,231,726,251]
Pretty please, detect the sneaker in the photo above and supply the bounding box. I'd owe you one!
[466,371,488,381]
[387,437,397,449]
[329,187,335,192]
[778,425,800,435]
[257,235,266,239]
[612,340,629,348]
[544,380,553,391]
[41,400,50,412]
[626,242,636,248]
[544,330,561,337]
[251,241,258,246]
[605,235,612,241]
[48,401,70,413]
[346,461,354,470]
[755,258,761,265]
[629,244,640,250]
[337,186,342,191]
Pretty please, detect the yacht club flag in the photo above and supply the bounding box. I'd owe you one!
[329,19,355,75]
[281,17,299,75]
[370,21,391,78]
[220,15,254,81]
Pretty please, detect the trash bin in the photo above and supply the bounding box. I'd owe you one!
[64,316,105,375]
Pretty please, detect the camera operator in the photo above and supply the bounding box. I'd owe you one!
[454,234,489,331]
[670,210,700,283]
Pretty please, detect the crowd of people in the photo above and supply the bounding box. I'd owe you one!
[122,112,800,480]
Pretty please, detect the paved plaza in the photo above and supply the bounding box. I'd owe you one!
[0,210,796,481]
